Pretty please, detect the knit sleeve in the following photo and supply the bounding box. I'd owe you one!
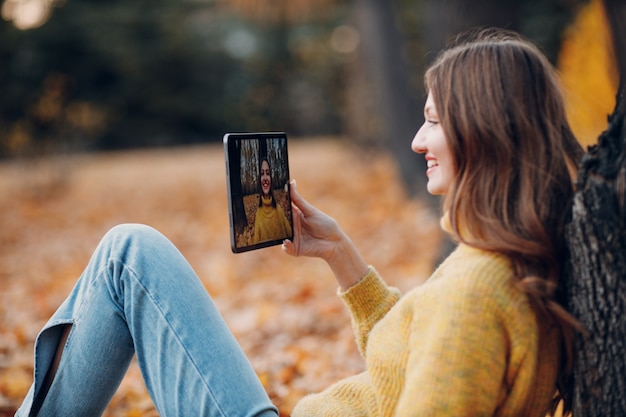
[339,266,401,356]
[395,276,510,416]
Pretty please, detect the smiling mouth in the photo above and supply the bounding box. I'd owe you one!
[427,160,438,168]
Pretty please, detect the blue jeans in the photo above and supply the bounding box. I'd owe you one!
[16,224,279,417]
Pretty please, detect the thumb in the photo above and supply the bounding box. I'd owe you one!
[289,180,316,216]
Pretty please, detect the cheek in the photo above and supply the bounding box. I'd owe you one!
[444,155,458,184]
[438,136,455,171]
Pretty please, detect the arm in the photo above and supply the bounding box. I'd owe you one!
[340,267,401,355]
[283,181,401,354]
[282,180,369,291]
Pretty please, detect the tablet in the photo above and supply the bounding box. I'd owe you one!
[224,132,293,253]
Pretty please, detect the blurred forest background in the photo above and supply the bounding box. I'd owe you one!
[0,0,618,198]
[0,0,621,415]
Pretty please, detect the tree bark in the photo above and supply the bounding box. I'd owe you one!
[565,107,626,414]
[565,1,626,414]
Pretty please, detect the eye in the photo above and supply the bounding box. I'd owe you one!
[426,119,439,126]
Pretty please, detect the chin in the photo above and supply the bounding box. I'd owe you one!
[428,188,447,196]
[426,178,450,196]
[427,186,443,195]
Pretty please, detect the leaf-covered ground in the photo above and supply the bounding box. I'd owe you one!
[0,138,442,416]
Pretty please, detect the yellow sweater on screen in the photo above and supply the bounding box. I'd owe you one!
[291,243,561,417]
[253,196,292,244]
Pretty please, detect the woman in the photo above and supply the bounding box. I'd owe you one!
[253,158,292,244]
[284,28,583,416]
[17,29,582,417]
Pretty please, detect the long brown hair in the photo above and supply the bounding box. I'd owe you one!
[425,28,584,413]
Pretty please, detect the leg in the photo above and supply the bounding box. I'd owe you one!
[17,224,278,417]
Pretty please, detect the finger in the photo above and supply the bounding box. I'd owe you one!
[289,180,317,217]
[291,202,303,231]
[282,239,298,256]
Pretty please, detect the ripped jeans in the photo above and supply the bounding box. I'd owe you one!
[16,224,279,417]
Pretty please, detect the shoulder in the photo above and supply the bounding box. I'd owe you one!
[431,244,520,297]
[404,244,531,327]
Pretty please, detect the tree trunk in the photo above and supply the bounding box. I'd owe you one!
[227,139,247,236]
[420,0,522,64]
[565,106,626,414]
[348,0,432,204]
[565,1,626,414]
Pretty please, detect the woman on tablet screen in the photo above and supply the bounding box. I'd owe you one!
[253,157,292,244]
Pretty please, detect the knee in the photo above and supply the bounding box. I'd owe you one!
[98,223,198,292]
[100,224,171,255]
[105,223,160,240]
[102,223,161,241]
[97,223,184,278]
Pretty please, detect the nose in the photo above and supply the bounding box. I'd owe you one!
[411,124,427,154]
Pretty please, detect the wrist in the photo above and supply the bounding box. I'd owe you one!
[326,232,369,290]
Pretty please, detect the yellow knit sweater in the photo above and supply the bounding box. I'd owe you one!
[253,196,292,244]
[291,243,561,417]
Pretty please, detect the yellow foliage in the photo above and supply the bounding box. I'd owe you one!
[558,0,618,147]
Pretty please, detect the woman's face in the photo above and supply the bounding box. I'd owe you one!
[260,160,272,196]
[411,92,455,195]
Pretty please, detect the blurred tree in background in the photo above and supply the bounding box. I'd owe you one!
[0,0,349,157]
[0,0,592,182]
